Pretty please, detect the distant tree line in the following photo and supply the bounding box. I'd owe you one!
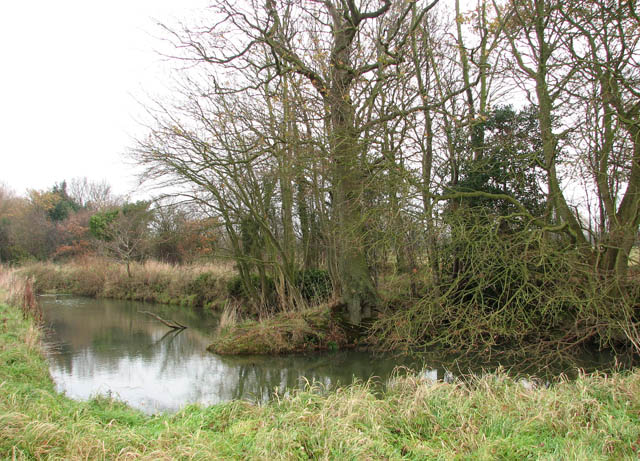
[0,179,219,267]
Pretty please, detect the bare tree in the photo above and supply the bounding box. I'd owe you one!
[135,0,448,324]
[68,177,119,211]
[560,0,640,277]
[89,202,153,277]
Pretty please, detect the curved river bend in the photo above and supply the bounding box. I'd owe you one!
[40,296,622,414]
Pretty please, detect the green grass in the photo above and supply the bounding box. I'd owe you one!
[1,299,640,459]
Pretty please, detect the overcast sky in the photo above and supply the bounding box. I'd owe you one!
[1,1,479,200]
[0,0,209,198]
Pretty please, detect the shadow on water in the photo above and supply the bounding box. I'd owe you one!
[39,295,635,414]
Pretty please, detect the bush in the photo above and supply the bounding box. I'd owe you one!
[295,269,332,302]
[370,210,633,353]
[187,271,224,307]
[226,273,275,303]
[226,269,331,307]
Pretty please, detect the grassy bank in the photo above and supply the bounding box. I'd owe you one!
[18,258,234,309]
[208,305,348,355]
[16,259,640,357]
[1,274,640,458]
[18,259,352,354]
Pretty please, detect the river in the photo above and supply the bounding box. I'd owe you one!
[40,295,625,414]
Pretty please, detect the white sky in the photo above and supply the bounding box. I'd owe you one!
[0,0,479,200]
[0,0,209,199]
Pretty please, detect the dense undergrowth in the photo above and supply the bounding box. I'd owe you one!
[370,217,640,355]
[1,275,640,459]
[13,221,640,357]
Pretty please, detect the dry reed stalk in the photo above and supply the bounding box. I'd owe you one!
[0,268,42,323]
[218,301,239,332]
[21,277,42,323]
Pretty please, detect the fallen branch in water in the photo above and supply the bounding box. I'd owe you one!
[139,310,187,330]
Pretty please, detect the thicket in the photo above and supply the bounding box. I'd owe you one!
[226,269,331,305]
[370,211,640,354]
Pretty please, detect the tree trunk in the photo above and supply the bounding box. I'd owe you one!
[280,77,296,274]
[327,13,378,325]
[533,0,590,249]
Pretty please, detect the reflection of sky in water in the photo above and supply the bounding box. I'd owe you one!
[52,350,229,412]
[40,296,626,415]
[41,296,428,414]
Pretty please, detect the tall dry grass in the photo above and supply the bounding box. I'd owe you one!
[0,267,42,323]
[217,300,240,331]
[17,257,236,309]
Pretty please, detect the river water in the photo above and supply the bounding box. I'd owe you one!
[40,295,625,414]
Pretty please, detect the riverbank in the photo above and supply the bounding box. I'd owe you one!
[18,258,234,309]
[19,260,356,354]
[2,278,640,458]
[17,259,640,356]
[18,259,351,354]
[208,305,348,354]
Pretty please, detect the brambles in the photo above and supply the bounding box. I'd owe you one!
[370,212,638,354]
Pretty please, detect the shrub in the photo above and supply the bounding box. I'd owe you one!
[295,269,332,302]
[187,271,224,307]
[369,210,633,353]
[226,274,275,302]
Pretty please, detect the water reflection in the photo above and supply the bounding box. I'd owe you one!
[42,297,424,413]
[40,296,629,414]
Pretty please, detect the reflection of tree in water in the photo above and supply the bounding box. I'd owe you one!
[40,297,629,413]
[41,297,212,376]
[215,352,423,402]
[153,329,188,377]
[43,296,428,405]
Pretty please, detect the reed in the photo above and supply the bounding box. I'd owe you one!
[17,257,235,310]
[0,267,42,323]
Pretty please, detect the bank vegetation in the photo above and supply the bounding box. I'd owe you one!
[2,270,640,460]
[130,0,640,355]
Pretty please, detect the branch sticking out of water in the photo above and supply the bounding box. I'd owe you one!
[139,311,187,330]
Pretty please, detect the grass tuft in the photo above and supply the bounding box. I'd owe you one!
[208,305,347,355]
